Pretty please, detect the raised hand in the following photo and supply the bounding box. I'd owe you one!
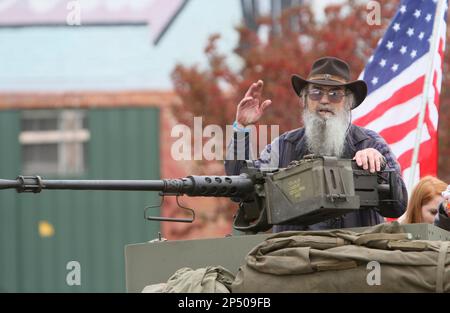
[236,80,272,127]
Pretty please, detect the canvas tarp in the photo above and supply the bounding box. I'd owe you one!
[232,222,450,292]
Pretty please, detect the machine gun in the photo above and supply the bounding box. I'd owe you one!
[0,156,404,234]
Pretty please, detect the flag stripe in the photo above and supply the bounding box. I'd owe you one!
[379,113,419,143]
[354,76,424,127]
[430,71,440,130]
[363,94,422,134]
[390,125,431,159]
[398,138,434,172]
[424,101,437,141]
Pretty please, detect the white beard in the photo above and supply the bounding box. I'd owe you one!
[303,106,350,157]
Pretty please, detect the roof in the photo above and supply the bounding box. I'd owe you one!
[0,90,178,110]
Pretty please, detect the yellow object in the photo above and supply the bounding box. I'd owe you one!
[38,220,55,238]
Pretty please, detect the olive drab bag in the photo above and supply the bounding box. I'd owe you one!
[142,266,235,293]
[232,222,450,292]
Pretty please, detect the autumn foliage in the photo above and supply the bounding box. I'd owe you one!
[173,2,398,131]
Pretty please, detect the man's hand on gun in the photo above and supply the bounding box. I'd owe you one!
[353,148,385,174]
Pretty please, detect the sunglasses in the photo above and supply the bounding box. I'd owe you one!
[306,88,348,103]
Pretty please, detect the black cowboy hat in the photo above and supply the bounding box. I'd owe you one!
[291,56,367,109]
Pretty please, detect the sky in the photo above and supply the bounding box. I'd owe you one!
[0,0,241,91]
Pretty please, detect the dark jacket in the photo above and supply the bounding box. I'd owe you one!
[225,124,408,232]
[434,202,450,231]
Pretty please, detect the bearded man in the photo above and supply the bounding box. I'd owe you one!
[225,56,408,231]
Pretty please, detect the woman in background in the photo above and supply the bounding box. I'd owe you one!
[397,176,447,224]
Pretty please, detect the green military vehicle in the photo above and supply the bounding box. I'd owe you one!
[2,156,449,292]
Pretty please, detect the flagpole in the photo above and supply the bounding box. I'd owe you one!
[408,0,445,192]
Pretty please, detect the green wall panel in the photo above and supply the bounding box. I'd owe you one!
[0,110,20,292]
[0,107,160,292]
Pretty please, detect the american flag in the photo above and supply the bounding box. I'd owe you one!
[352,0,448,192]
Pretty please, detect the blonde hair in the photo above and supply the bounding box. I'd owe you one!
[404,176,447,223]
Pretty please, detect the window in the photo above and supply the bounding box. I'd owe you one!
[20,110,89,175]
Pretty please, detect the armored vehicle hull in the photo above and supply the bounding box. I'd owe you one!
[125,223,450,293]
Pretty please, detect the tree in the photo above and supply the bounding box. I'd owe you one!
[171,1,401,133]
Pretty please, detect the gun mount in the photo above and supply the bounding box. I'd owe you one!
[0,156,404,234]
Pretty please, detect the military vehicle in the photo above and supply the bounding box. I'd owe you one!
[1,156,449,292]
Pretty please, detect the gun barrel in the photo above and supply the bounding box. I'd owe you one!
[0,179,21,190]
[0,175,254,198]
[40,179,167,191]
